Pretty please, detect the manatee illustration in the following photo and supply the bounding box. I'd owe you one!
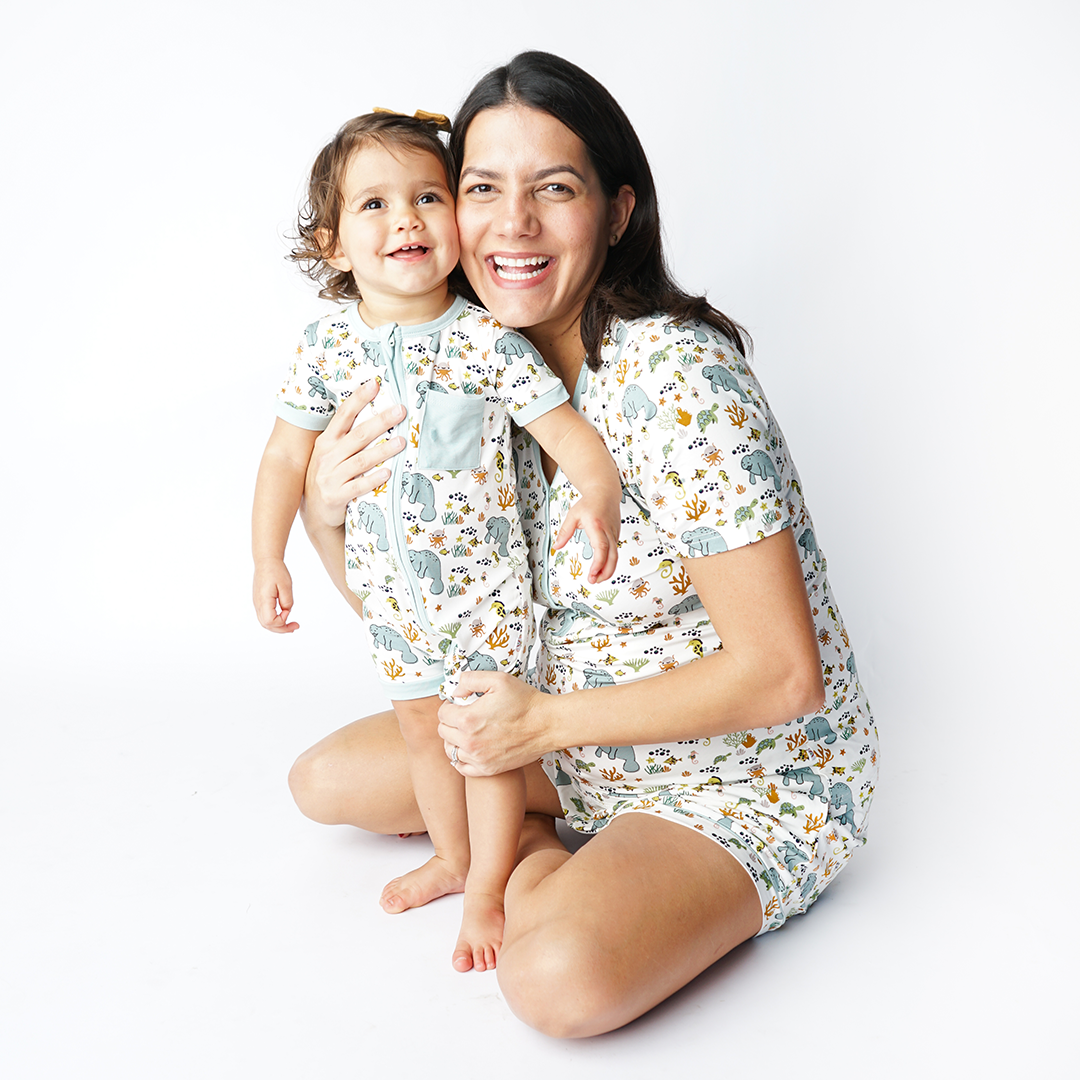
[463,651,498,671]
[668,594,704,617]
[741,450,783,492]
[548,608,577,637]
[401,471,436,522]
[800,872,818,901]
[572,528,593,559]
[797,527,818,561]
[303,321,319,347]
[681,527,728,556]
[828,782,856,829]
[494,331,537,362]
[484,516,512,557]
[781,766,827,802]
[408,549,444,594]
[553,759,573,786]
[778,841,803,874]
[416,380,448,409]
[583,668,616,689]
[595,744,640,773]
[701,364,750,402]
[361,340,385,365]
[762,867,784,896]
[805,716,837,745]
[354,501,389,552]
[622,384,657,421]
[847,652,858,678]
[307,376,337,403]
[369,623,418,664]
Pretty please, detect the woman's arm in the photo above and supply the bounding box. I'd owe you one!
[297,379,408,615]
[437,527,824,776]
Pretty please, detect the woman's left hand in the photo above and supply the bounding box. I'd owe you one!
[437,671,552,776]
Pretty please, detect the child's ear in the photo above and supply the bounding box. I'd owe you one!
[316,227,351,272]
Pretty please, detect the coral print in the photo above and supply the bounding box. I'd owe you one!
[514,315,879,931]
[276,296,569,700]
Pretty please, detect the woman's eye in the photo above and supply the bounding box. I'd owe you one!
[464,183,494,195]
[544,183,572,195]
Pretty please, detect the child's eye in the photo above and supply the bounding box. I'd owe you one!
[361,198,385,211]
[417,193,441,205]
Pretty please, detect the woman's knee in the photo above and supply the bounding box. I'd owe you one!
[497,922,625,1039]
[287,745,349,825]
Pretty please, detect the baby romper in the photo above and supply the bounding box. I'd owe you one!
[512,314,880,932]
[276,295,569,701]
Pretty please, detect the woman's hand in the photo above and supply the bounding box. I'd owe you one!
[437,671,554,777]
[304,380,407,529]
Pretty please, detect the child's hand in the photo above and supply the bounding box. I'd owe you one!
[552,493,620,583]
[253,558,300,633]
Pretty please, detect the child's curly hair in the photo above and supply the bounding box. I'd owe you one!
[289,113,457,302]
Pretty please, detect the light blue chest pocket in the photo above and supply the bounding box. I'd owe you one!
[416,392,486,470]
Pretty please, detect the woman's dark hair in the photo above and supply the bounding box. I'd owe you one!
[450,51,749,368]
[290,112,457,302]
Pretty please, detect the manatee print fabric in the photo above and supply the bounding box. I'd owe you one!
[513,314,880,932]
[275,296,569,701]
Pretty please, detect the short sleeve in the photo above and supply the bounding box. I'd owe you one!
[490,329,570,426]
[613,319,794,558]
[274,318,339,431]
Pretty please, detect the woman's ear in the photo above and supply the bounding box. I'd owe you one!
[316,227,352,272]
[609,185,636,246]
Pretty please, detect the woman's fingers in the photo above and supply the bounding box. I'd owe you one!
[307,381,408,518]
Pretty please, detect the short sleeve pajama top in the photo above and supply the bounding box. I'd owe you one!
[512,314,880,932]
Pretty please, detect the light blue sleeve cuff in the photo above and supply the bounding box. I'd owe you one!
[511,383,571,428]
[273,398,332,431]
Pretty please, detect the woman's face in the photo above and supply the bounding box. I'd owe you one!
[456,106,627,342]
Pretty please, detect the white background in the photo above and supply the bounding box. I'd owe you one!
[2,1,1076,1076]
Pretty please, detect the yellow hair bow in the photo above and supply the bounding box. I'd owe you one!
[372,107,451,133]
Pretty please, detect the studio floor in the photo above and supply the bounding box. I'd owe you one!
[3,633,1068,1079]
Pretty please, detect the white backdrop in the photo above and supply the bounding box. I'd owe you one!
[2,1,1076,1076]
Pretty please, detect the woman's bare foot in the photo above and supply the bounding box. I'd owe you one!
[453,890,505,973]
[380,854,468,914]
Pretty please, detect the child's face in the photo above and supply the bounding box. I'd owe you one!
[327,143,459,321]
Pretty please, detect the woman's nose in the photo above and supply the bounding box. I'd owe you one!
[497,193,538,237]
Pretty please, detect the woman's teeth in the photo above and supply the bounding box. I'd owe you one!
[494,256,549,280]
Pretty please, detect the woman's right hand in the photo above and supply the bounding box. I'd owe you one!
[304,380,407,529]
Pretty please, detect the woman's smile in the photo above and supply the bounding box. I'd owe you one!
[456,105,616,342]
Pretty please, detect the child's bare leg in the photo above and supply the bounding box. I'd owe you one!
[454,767,526,973]
[381,696,470,913]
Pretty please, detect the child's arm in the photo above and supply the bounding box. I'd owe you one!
[521,401,621,583]
[252,418,320,632]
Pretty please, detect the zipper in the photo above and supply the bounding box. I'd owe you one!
[378,323,435,637]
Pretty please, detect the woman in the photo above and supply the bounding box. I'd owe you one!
[290,52,878,1037]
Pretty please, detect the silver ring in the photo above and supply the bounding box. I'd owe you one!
[450,745,459,767]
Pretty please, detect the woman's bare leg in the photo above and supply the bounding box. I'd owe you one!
[288,710,426,833]
[289,711,560,826]
[498,813,763,1038]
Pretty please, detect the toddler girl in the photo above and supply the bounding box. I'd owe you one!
[251,112,621,972]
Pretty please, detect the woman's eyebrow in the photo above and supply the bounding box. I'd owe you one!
[460,165,587,183]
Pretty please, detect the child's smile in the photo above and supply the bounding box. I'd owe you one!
[327,143,460,326]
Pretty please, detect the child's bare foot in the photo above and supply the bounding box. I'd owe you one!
[380,855,468,914]
[452,890,505,973]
